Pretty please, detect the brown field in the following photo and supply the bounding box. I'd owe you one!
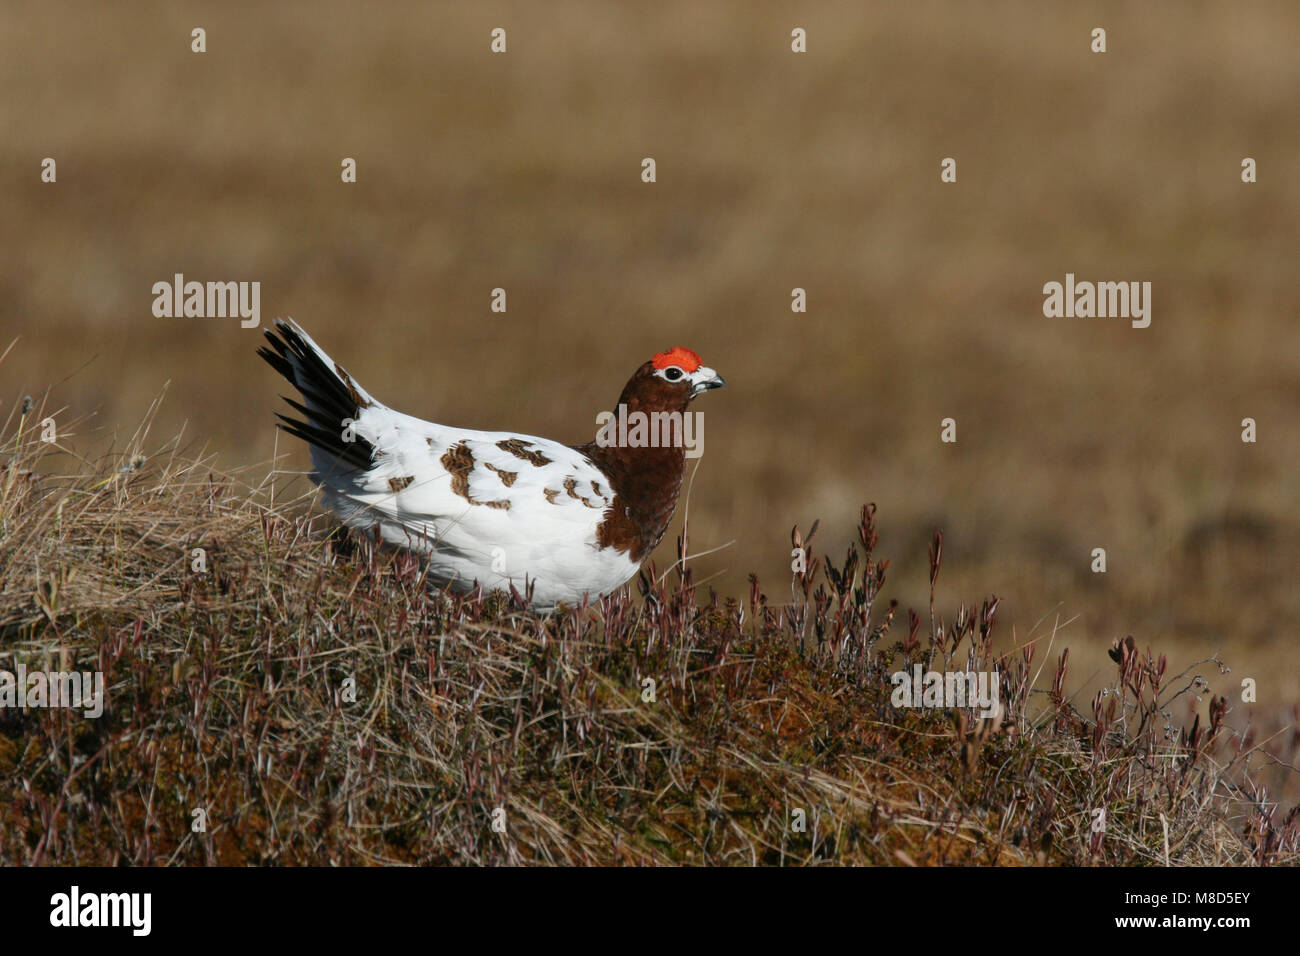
[3,2,1298,799]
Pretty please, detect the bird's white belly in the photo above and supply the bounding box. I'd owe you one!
[365,511,640,610]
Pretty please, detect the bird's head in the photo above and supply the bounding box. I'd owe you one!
[618,347,725,412]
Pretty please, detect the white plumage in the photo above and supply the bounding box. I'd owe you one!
[262,319,640,609]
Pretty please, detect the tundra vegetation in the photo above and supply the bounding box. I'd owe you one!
[1,397,1295,866]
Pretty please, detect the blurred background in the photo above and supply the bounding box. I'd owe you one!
[3,3,1298,728]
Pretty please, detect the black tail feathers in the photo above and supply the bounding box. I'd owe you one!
[258,320,374,471]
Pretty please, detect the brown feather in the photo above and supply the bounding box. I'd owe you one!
[576,361,698,562]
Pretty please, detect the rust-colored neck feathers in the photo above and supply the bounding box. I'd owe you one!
[577,362,695,562]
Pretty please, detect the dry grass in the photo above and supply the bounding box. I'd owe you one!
[2,399,1296,866]
[2,2,1298,735]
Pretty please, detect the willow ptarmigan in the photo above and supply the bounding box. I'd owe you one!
[259,318,724,610]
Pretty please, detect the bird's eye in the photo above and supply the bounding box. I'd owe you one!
[664,367,683,381]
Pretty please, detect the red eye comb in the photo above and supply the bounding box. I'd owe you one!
[652,347,702,372]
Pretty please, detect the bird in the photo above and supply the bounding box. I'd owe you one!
[258,318,724,610]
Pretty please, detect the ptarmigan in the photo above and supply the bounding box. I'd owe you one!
[259,319,724,610]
